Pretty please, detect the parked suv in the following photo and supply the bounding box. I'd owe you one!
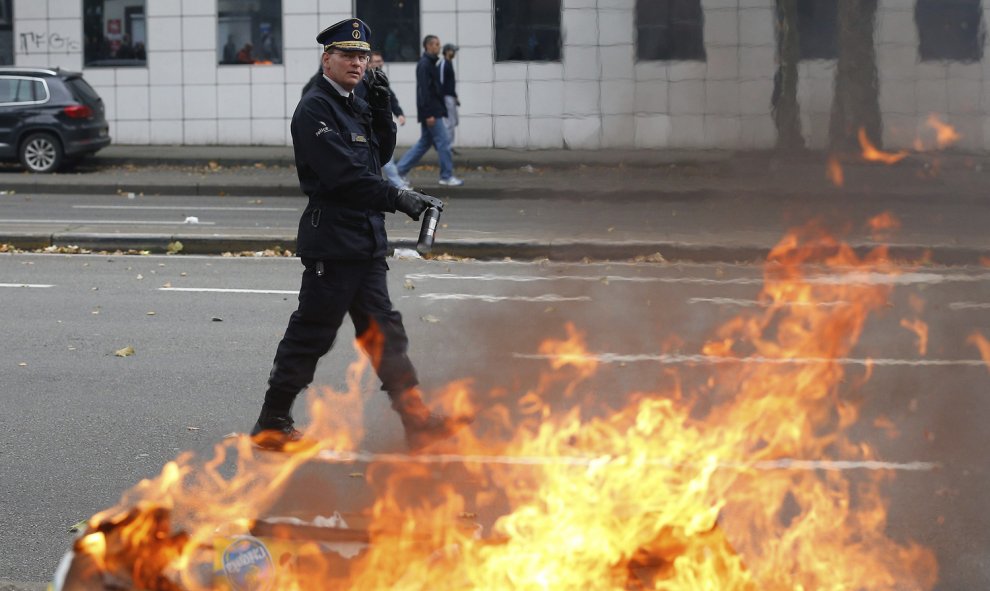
[0,67,110,173]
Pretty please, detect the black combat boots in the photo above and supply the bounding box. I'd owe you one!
[250,408,306,451]
[389,388,473,451]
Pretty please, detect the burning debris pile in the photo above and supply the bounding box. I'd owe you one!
[55,222,941,590]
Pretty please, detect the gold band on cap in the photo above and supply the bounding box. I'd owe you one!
[325,40,371,51]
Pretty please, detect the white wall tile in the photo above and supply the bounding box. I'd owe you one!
[182,0,216,16]
[116,68,149,86]
[217,65,251,84]
[601,114,635,147]
[218,84,252,119]
[150,85,183,119]
[705,9,739,47]
[251,65,286,85]
[457,47,494,82]
[252,118,287,145]
[456,115,493,147]
[705,116,742,148]
[149,17,182,52]
[634,114,671,148]
[116,86,150,120]
[14,0,48,20]
[599,45,634,80]
[150,119,184,143]
[457,81,493,117]
[563,80,600,116]
[563,46,599,80]
[182,16,216,51]
[284,14,321,49]
[493,115,528,147]
[115,120,150,144]
[458,12,492,48]
[147,0,182,18]
[183,50,217,84]
[149,51,183,85]
[529,117,563,148]
[562,8,598,47]
[251,84,286,119]
[669,114,705,147]
[421,12,457,49]
[668,79,705,115]
[184,85,217,119]
[528,80,564,117]
[492,80,527,116]
[184,119,217,144]
[635,79,668,113]
[285,0,319,14]
[601,80,634,115]
[562,116,601,149]
[597,10,632,47]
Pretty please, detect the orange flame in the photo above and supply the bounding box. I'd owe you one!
[827,155,845,187]
[926,114,961,149]
[968,332,990,374]
[859,128,908,164]
[900,318,929,356]
[63,224,939,590]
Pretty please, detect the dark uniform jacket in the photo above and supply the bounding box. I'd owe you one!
[290,76,401,260]
[439,58,456,98]
[414,52,446,123]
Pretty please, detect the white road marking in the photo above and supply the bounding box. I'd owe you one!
[160,287,297,295]
[0,283,53,288]
[688,297,851,308]
[0,218,216,226]
[316,449,938,472]
[514,352,988,368]
[949,302,990,310]
[73,205,298,212]
[420,293,592,303]
[407,271,990,287]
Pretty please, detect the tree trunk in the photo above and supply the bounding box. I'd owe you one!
[773,0,804,151]
[829,0,882,152]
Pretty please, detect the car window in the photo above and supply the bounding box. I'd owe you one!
[66,77,101,107]
[0,77,47,104]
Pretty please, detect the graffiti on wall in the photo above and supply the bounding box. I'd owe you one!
[19,31,81,54]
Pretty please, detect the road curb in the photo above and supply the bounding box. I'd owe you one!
[1,232,985,265]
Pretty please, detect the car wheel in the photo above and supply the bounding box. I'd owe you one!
[20,132,63,173]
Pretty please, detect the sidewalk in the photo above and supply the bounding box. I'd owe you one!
[0,146,986,265]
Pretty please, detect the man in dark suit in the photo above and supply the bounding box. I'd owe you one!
[394,35,463,187]
[251,18,467,452]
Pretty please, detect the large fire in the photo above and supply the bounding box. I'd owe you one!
[58,222,944,590]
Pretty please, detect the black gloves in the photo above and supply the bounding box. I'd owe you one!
[366,68,391,111]
[395,189,444,221]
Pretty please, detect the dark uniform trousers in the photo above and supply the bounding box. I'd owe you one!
[264,257,418,412]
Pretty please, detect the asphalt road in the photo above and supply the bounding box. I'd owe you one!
[2,252,989,589]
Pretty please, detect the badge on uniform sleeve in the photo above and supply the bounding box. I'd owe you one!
[316,121,331,137]
[351,133,367,143]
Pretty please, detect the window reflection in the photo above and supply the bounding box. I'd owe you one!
[83,0,147,68]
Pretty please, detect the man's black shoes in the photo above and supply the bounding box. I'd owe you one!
[389,388,473,451]
[250,409,308,451]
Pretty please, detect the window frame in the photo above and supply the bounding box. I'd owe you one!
[915,0,986,63]
[216,0,284,66]
[353,0,422,63]
[0,76,50,106]
[634,0,706,63]
[493,0,562,63]
[82,0,148,68]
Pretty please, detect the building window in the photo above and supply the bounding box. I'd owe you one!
[218,0,282,65]
[796,0,837,60]
[83,0,146,67]
[355,0,420,62]
[636,0,705,61]
[0,0,11,65]
[916,0,985,62]
[494,0,561,62]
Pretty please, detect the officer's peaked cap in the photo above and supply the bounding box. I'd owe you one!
[317,18,372,52]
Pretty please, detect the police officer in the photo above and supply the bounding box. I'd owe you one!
[251,18,466,452]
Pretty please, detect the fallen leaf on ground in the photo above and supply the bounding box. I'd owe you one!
[114,346,135,357]
[421,315,440,323]
[166,241,184,254]
[186,426,200,431]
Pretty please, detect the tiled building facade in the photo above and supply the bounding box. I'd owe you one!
[9,0,990,150]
